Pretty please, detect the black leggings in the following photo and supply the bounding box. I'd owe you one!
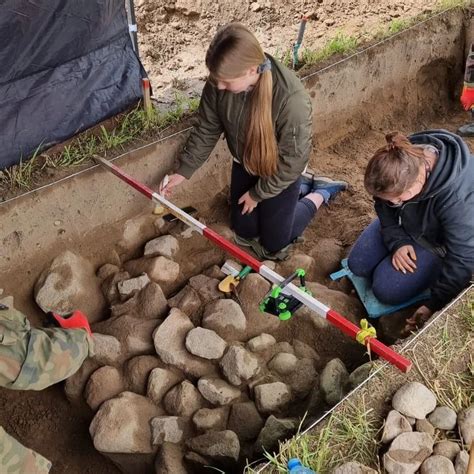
[230,162,317,253]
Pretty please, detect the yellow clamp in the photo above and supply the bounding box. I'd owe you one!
[356,319,377,345]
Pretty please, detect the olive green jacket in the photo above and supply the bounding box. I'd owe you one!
[176,54,313,202]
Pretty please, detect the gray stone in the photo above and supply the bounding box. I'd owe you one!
[383,432,433,473]
[188,275,223,305]
[64,358,100,405]
[147,368,183,405]
[202,299,246,341]
[227,402,264,441]
[97,263,120,281]
[154,443,187,474]
[428,406,457,431]
[34,250,105,323]
[197,377,241,406]
[255,382,291,413]
[220,345,260,386]
[381,410,413,444]
[349,362,374,388]
[433,441,461,461]
[117,214,156,256]
[124,355,162,394]
[192,407,229,432]
[91,333,122,365]
[420,455,455,474]
[163,381,206,417]
[185,327,226,360]
[101,271,130,305]
[153,308,216,378]
[458,406,474,445]
[416,419,436,436]
[333,461,378,473]
[85,366,125,411]
[144,235,179,259]
[168,285,202,323]
[320,358,349,405]
[151,416,192,445]
[268,353,298,375]
[247,334,276,352]
[293,339,320,363]
[90,391,163,453]
[392,382,437,419]
[285,358,318,399]
[117,273,150,300]
[186,430,240,462]
[454,451,469,474]
[255,416,298,452]
[273,341,295,355]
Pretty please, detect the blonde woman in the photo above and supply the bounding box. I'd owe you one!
[160,23,347,260]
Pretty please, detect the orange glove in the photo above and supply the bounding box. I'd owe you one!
[460,84,474,111]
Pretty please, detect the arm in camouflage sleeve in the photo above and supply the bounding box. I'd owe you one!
[0,306,92,391]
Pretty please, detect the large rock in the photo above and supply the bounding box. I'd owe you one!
[124,256,180,294]
[34,251,105,322]
[117,214,156,257]
[153,308,216,378]
[91,333,122,366]
[192,407,229,432]
[147,368,183,405]
[144,235,179,259]
[381,410,412,444]
[124,355,163,394]
[333,461,378,474]
[383,432,434,473]
[202,299,246,341]
[349,362,374,389]
[428,406,457,431]
[254,382,291,413]
[168,285,202,324]
[64,358,100,405]
[277,253,316,281]
[185,327,226,360]
[247,334,276,352]
[117,274,150,300]
[255,416,298,452]
[101,271,130,305]
[186,430,240,462]
[320,358,349,405]
[420,455,455,474]
[238,274,280,338]
[111,282,168,320]
[416,419,435,436]
[433,441,461,461]
[90,392,163,453]
[151,416,192,445]
[392,382,437,419]
[458,406,474,445]
[268,352,298,375]
[155,443,187,474]
[85,366,125,411]
[197,377,241,406]
[293,339,320,363]
[227,402,264,441]
[454,451,469,474]
[188,275,223,305]
[285,358,318,399]
[220,345,260,386]
[163,381,206,417]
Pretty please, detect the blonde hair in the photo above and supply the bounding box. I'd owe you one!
[206,23,278,177]
[365,132,426,196]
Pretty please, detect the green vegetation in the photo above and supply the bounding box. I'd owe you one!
[0,92,200,191]
[300,32,358,66]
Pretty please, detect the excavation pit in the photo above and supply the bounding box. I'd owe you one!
[0,8,472,474]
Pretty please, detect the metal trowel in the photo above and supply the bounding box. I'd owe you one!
[218,265,252,293]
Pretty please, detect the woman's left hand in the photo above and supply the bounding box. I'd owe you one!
[238,191,258,215]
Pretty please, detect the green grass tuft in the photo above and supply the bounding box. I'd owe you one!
[299,32,358,67]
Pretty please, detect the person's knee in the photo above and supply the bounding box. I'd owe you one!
[372,280,411,306]
[347,253,373,278]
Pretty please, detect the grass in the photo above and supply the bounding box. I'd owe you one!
[248,398,380,473]
[0,92,200,191]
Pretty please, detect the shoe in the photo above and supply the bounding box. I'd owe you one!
[300,173,348,203]
[234,233,290,261]
[457,122,474,137]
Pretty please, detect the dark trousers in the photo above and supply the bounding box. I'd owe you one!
[347,219,442,305]
[230,162,316,253]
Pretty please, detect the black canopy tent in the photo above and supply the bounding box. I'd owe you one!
[0,0,145,169]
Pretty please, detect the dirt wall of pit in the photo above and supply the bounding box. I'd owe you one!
[0,8,468,299]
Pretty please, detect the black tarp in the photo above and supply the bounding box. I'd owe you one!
[0,0,144,169]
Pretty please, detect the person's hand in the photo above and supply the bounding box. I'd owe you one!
[460,84,474,111]
[392,245,417,274]
[238,191,258,215]
[159,173,186,198]
[402,305,433,335]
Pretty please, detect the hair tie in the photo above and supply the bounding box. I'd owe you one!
[257,57,272,74]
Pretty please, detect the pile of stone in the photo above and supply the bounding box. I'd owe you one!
[34,218,367,473]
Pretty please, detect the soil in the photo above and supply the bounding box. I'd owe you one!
[135,0,442,99]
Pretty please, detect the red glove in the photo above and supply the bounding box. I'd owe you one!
[49,310,92,336]
[460,84,474,111]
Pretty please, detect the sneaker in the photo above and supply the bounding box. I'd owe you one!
[457,122,474,137]
[300,173,348,203]
[234,233,290,261]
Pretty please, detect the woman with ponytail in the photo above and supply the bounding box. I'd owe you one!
[348,130,474,333]
[160,23,347,259]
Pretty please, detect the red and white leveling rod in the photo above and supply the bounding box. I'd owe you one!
[94,156,412,373]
